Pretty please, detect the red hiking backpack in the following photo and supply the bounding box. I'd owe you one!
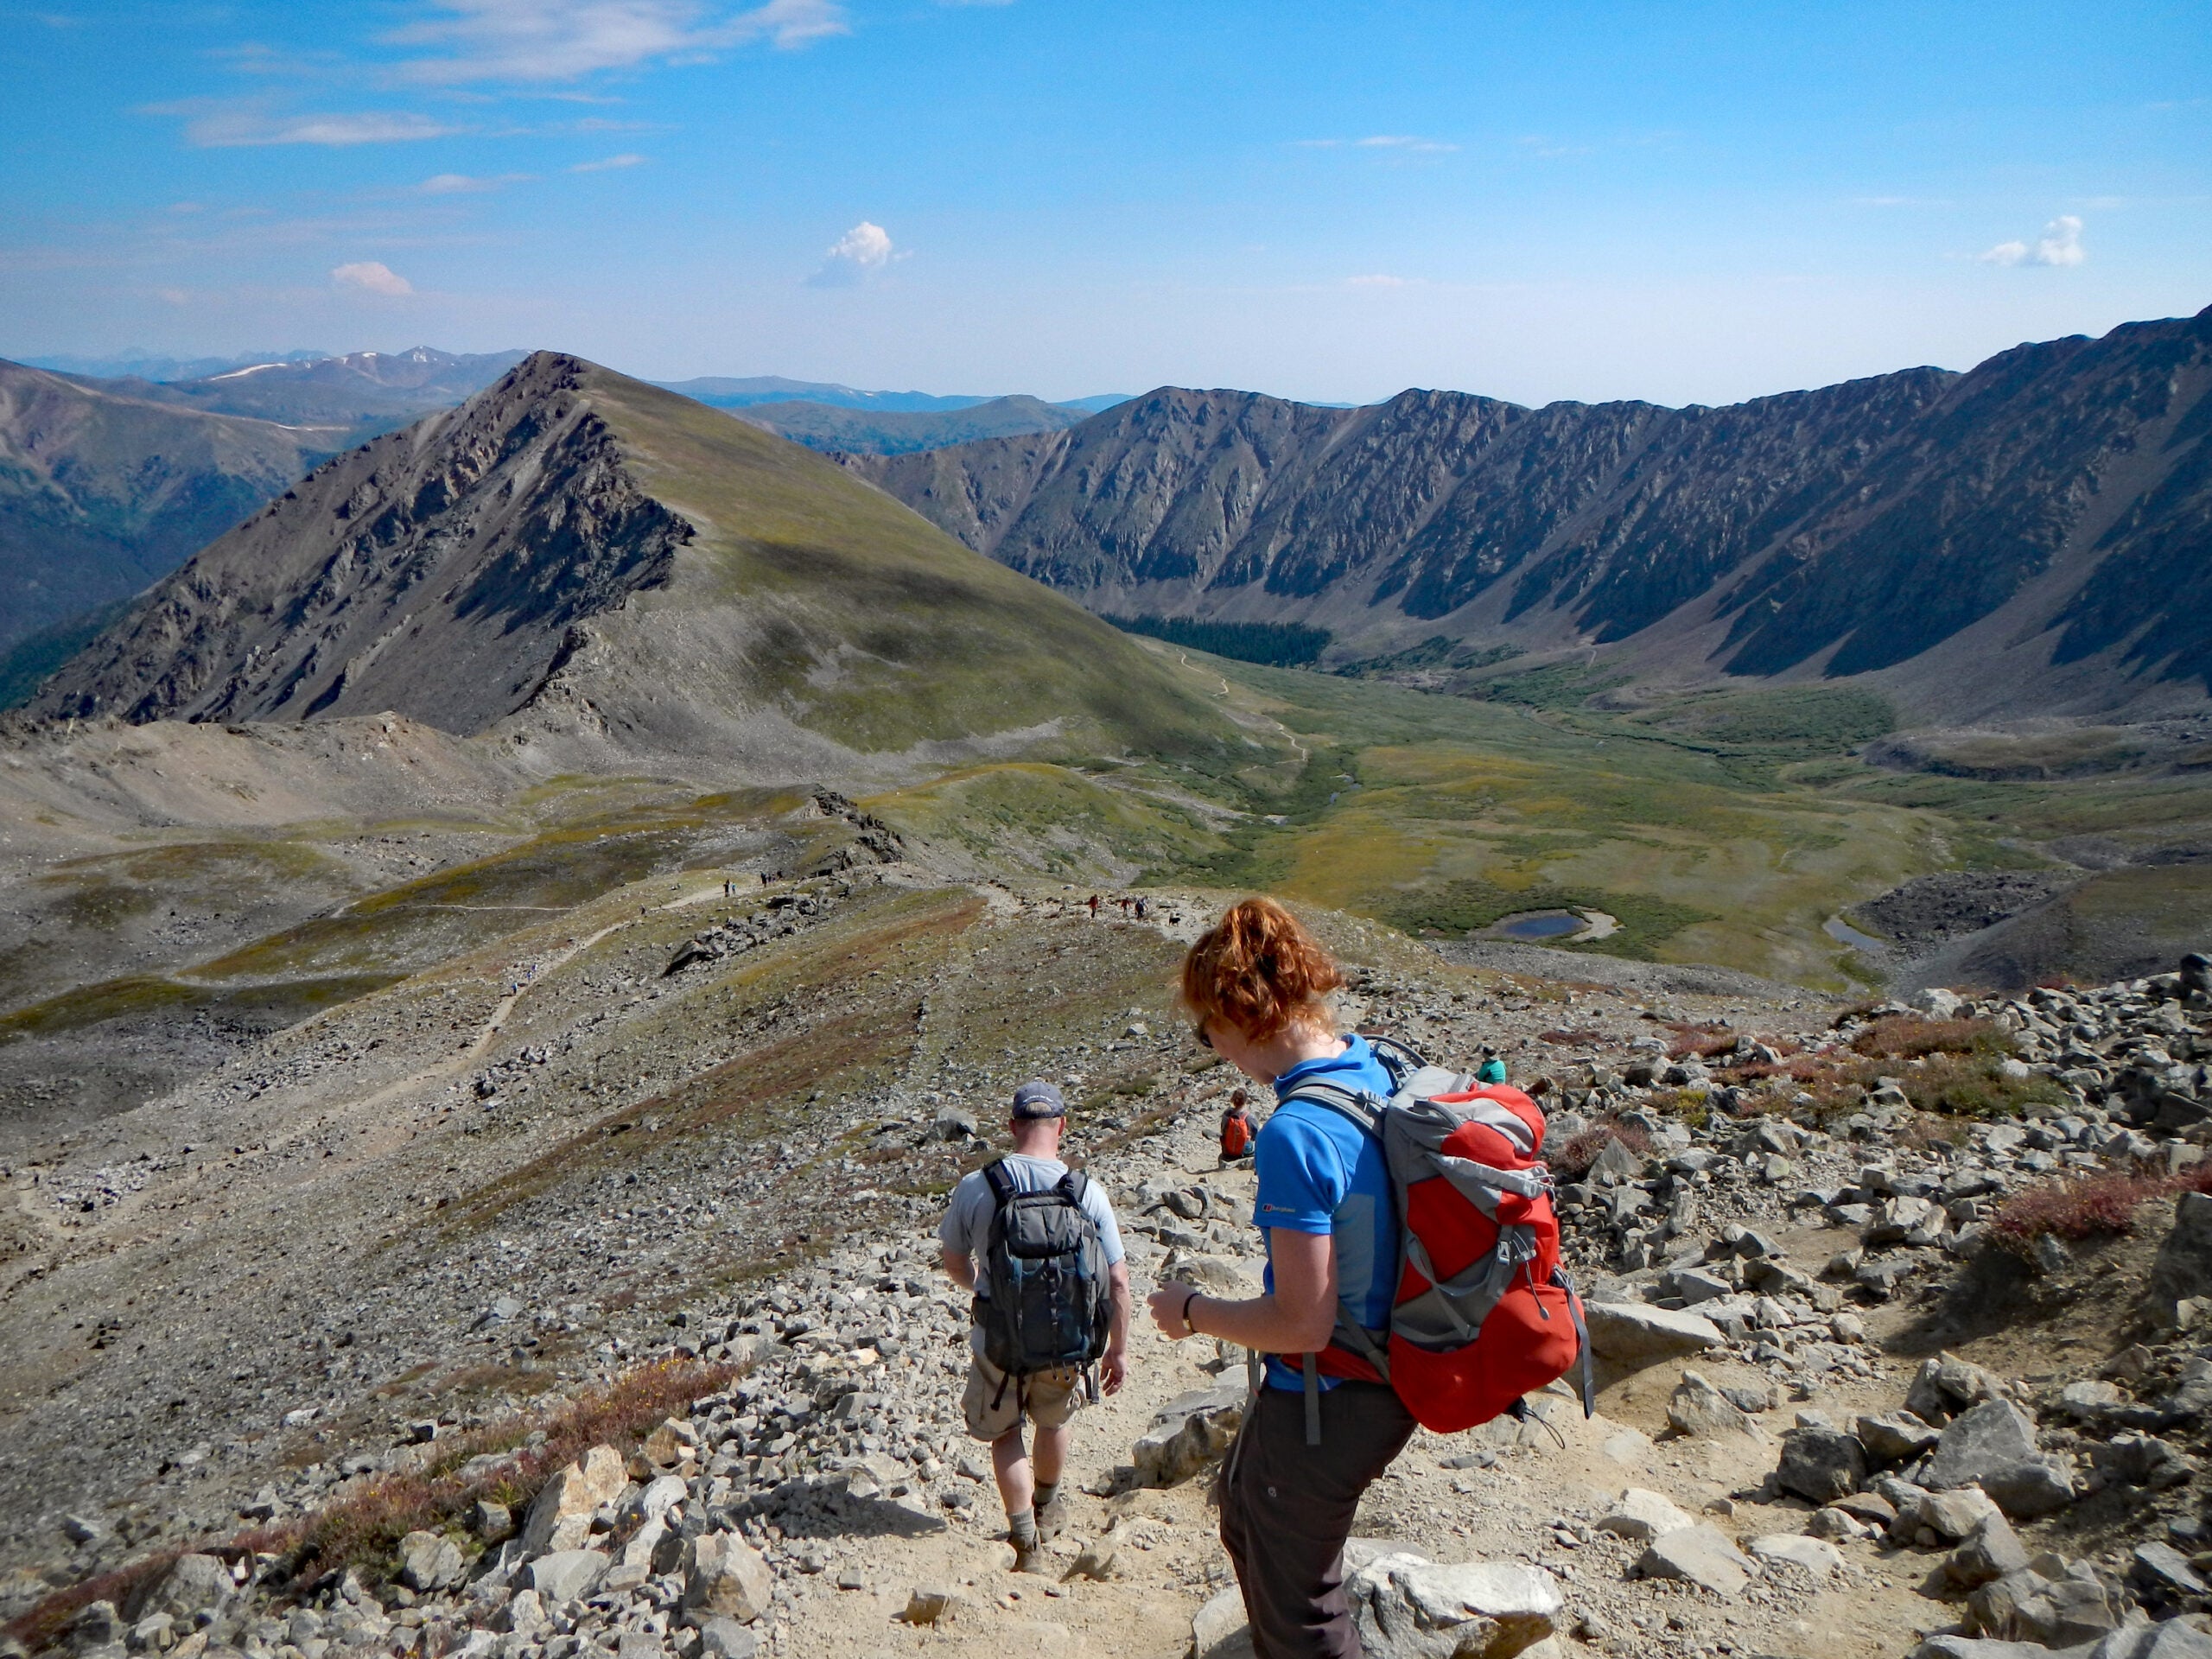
[1219,1096,1253,1159]
[1284,1035,1592,1440]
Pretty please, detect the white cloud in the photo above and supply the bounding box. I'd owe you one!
[808,219,898,285]
[1980,214,2087,267]
[419,171,531,192]
[389,0,847,84]
[332,261,415,296]
[1345,274,1408,288]
[569,152,645,170]
[1298,135,1458,154]
[151,102,464,147]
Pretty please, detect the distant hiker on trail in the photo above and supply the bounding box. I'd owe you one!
[1150,897,1414,1657]
[1477,1046,1507,1084]
[1135,895,1148,920]
[1088,893,1100,918]
[1218,1088,1253,1161]
[940,1081,1131,1573]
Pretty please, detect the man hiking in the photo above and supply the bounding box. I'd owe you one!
[940,1080,1132,1572]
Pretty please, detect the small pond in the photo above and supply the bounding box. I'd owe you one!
[1824,915,1887,953]
[1497,911,1587,941]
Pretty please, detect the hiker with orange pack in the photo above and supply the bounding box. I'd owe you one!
[1148,896,1587,1659]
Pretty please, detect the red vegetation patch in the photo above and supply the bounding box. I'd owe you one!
[4,1357,741,1656]
[1851,1016,2009,1060]
[1990,1162,2212,1254]
[1663,1021,1736,1061]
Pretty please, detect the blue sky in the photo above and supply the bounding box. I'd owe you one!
[2,0,2207,405]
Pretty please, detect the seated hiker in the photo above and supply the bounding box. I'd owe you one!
[939,1081,1131,1573]
[1218,1088,1254,1161]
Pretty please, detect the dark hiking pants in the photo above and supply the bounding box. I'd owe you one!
[1217,1381,1418,1659]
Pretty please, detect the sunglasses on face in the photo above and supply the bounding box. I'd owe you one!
[1192,1022,1214,1050]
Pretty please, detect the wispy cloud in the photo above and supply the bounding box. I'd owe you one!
[1297,134,1458,154]
[420,171,532,192]
[388,0,848,85]
[1979,214,2087,267]
[1344,273,1409,288]
[569,151,645,170]
[332,260,415,295]
[150,100,464,147]
[807,219,897,286]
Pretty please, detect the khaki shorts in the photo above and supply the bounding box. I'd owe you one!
[962,1351,1085,1442]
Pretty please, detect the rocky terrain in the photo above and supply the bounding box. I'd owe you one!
[67,353,530,448]
[3,772,2210,1659]
[847,306,2212,722]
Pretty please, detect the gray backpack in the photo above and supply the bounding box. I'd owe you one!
[974,1161,1113,1381]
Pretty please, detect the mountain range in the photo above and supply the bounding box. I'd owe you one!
[728,393,1095,455]
[25,353,1234,775]
[0,360,342,683]
[849,306,2212,721]
[654,373,1127,416]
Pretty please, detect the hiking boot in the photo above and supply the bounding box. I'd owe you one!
[1035,1491,1069,1543]
[1009,1535,1048,1574]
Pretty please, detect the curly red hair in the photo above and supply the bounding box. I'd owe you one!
[1181,897,1345,1045]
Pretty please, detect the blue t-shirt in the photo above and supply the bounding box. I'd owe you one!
[1253,1033,1399,1391]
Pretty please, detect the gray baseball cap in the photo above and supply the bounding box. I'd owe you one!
[1011,1080,1066,1119]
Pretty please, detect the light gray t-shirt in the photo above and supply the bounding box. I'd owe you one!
[938,1153,1126,1285]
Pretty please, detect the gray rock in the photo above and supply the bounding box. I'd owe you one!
[1910,1639,2094,1659]
[518,1445,627,1557]
[897,1588,956,1628]
[1925,1402,2075,1518]
[1192,1586,1255,1659]
[1669,1370,1764,1440]
[2090,1622,2212,1659]
[1134,1386,1245,1488]
[2151,1192,2212,1318]
[1905,1353,2001,1425]
[1596,1489,1695,1542]
[1636,1525,1755,1598]
[397,1531,465,1592]
[927,1110,977,1142]
[1970,1568,2126,1648]
[1946,1514,2031,1588]
[1857,1410,1943,1466]
[2132,1541,2209,1600]
[470,1501,514,1542]
[1896,1486,2002,1545]
[696,1618,758,1659]
[493,1591,546,1636]
[1747,1535,1843,1576]
[1775,1427,1866,1504]
[527,1550,610,1605]
[131,1556,233,1622]
[66,1603,121,1651]
[1581,1302,1724,1363]
[682,1533,772,1622]
[1344,1554,1563,1659]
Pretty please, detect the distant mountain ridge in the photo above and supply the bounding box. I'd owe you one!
[0,359,339,664]
[731,395,1092,455]
[846,306,2212,721]
[654,373,1128,417]
[62,346,530,441]
[27,353,1236,776]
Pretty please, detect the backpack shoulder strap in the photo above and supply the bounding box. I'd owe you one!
[1057,1168,1090,1206]
[1281,1078,1383,1141]
[1363,1032,1430,1087]
[982,1158,1017,1209]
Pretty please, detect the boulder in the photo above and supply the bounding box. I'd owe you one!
[518,1445,627,1556]
[1946,1514,2031,1589]
[1636,1526,1754,1598]
[1910,1640,2092,1659]
[1895,1487,2002,1546]
[1669,1370,1764,1441]
[1925,1402,2075,1518]
[1970,1568,2126,1649]
[1134,1387,1245,1488]
[2090,1624,2212,1659]
[1856,1410,1943,1467]
[1775,1427,1866,1504]
[1581,1303,1724,1364]
[493,1591,546,1636]
[2132,1542,2209,1602]
[1905,1353,2001,1425]
[527,1550,610,1605]
[1596,1490,1695,1543]
[1159,1253,1258,1299]
[696,1618,759,1659]
[1344,1555,1562,1659]
[131,1556,233,1622]
[396,1531,465,1592]
[1747,1535,1843,1576]
[2150,1192,2212,1319]
[1192,1586,1255,1659]
[683,1533,772,1623]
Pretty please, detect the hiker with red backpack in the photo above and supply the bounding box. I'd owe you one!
[1218,1088,1255,1160]
[940,1081,1131,1573]
[1147,898,1587,1659]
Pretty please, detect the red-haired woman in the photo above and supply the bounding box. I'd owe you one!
[1146,897,1414,1659]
